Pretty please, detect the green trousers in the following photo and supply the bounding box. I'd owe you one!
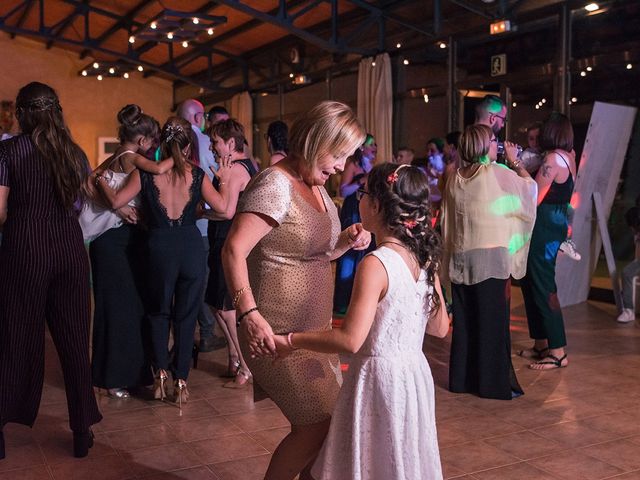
[520,203,568,349]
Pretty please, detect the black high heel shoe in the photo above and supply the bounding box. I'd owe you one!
[73,430,94,458]
[0,430,5,460]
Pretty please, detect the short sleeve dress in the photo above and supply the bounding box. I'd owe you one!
[238,167,342,425]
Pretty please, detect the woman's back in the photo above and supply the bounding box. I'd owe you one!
[0,135,79,222]
[140,165,203,228]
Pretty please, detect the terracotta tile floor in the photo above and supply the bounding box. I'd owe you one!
[1,289,640,480]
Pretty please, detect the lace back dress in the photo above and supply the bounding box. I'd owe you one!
[312,246,443,480]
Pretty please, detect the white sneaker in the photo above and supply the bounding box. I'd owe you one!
[617,308,636,323]
[559,239,581,261]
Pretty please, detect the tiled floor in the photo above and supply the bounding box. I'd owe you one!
[1,289,640,480]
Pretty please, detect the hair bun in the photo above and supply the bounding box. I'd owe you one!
[117,104,142,126]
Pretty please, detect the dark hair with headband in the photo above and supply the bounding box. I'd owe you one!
[15,81,88,209]
[116,104,159,144]
[366,162,442,309]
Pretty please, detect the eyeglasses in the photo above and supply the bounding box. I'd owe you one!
[356,188,370,201]
[492,113,507,123]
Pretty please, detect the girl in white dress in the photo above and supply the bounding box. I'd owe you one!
[273,163,450,480]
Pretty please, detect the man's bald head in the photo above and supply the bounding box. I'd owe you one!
[177,99,205,128]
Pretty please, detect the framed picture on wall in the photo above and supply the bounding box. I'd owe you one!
[98,137,120,163]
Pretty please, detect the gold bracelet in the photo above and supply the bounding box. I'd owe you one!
[232,286,252,309]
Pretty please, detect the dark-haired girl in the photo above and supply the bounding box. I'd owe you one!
[272,163,449,480]
[96,117,232,408]
[0,82,102,459]
[85,104,172,399]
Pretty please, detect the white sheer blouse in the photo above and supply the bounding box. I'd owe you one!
[441,163,538,286]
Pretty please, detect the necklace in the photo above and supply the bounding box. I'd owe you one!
[377,239,408,250]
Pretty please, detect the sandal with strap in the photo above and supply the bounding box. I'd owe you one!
[517,346,549,360]
[223,368,252,389]
[529,353,568,370]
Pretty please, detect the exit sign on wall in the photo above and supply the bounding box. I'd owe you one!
[491,54,507,76]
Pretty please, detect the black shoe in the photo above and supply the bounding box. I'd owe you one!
[0,430,5,460]
[199,335,227,353]
[73,430,94,458]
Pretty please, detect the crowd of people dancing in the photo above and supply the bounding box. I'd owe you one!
[0,81,588,479]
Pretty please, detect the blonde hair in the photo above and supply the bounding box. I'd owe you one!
[459,124,492,163]
[288,101,365,169]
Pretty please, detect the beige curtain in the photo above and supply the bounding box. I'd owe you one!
[228,91,253,151]
[357,53,393,164]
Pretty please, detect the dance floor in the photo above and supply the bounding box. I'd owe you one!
[1,288,640,480]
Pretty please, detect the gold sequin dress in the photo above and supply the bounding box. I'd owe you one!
[238,168,342,425]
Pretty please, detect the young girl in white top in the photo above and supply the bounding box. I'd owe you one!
[273,163,449,480]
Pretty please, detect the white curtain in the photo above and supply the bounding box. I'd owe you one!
[357,53,393,164]
[228,91,253,151]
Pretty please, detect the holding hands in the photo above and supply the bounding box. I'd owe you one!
[346,222,372,251]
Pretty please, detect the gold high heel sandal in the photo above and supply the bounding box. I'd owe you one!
[174,379,189,415]
[153,369,168,401]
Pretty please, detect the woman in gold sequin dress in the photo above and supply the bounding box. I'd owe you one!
[222,101,369,480]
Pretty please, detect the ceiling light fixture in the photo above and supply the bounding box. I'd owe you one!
[584,3,599,12]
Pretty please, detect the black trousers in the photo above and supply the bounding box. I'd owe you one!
[146,226,205,380]
[0,219,102,431]
[449,278,523,400]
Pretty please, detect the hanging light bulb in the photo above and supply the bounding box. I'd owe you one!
[182,40,188,48]
[207,27,214,35]
[571,97,578,103]
[81,70,87,76]
[627,63,633,70]
[93,62,99,69]
[150,21,157,29]
[535,104,540,109]
[97,75,103,81]
[396,42,402,48]
[512,101,517,107]
[580,71,587,77]
[423,94,429,103]
[192,17,199,24]
[372,61,376,67]
[123,72,129,79]
[167,32,174,40]
[289,73,294,78]
[403,59,409,65]
[541,98,547,103]
[128,35,135,44]
[108,67,115,74]
[439,42,447,49]
[137,65,144,72]
[586,66,593,72]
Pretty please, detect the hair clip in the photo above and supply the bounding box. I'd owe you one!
[386,164,410,185]
[403,219,418,229]
[164,124,183,142]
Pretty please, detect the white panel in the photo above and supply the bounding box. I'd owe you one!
[557,102,637,306]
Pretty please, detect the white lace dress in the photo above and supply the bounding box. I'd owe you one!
[311,246,443,480]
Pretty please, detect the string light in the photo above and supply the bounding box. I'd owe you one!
[128,35,135,44]
[123,72,129,79]
[512,101,517,107]
[137,65,144,72]
[396,42,402,48]
[93,62,99,69]
[150,22,157,29]
[182,41,188,48]
[108,67,115,74]
[81,70,87,76]
[167,32,174,40]
[207,28,214,35]
[535,104,540,109]
[439,42,447,49]
[423,94,429,103]
[627,63,633,70]
[289,73,294,78]
[403,59,409,65]
[541,98,547,103]
[97,75,103,81]
[586,66,593,72]
[571,96,578,103]
[372,61,376,67]
[580,71,587,77]
[192,17,200,24]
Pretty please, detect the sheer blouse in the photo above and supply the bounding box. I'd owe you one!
[441,163,537,285]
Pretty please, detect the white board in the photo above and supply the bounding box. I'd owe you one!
[556,102,637,307]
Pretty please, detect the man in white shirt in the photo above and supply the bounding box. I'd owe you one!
[176,99,225,352]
